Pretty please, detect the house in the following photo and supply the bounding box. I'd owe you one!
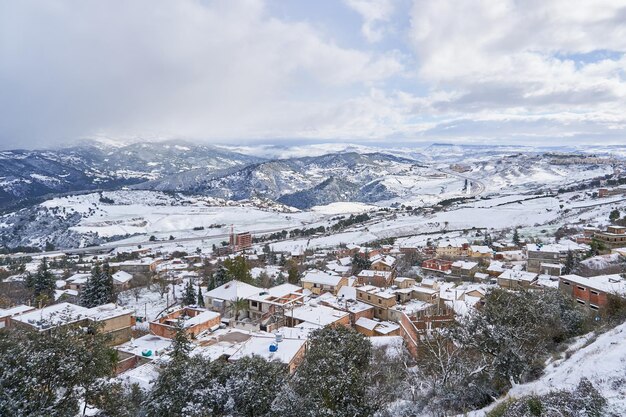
[421,259,452,273]
[356,286,397,320]
[228,333,307,373]
[285,303,350,329]
[112,270,134,290]
[110,257,162,274]
[468,245,493,258]
[318,286,374,325]
[394,277,417,289]
[451,260,479,278]
[246,284,306,331]
[357,270,394,287]
[538,263,564,276]
[497,270,538,289]
[435,238,469,257]
[559,274,626,314]
[0,305,35,328]
[354,317,400,337]
[526,241,586,273]
[370,255,397,272]
[149,307,220,339]
[300,270,347,295]
[9,302,135,345]
[204,280,261,317]
[411,286,439,303]
[593,226,626,249]
[66,273,91,292]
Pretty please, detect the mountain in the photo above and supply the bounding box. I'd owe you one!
[139,151,422,208]
[0,141,261,211]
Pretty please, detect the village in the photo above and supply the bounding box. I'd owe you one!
[2,193,626,400]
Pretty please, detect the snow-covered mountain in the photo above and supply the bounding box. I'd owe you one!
[0,141,261,211]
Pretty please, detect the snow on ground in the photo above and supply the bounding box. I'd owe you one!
[40,190,325,239]
[468,323,626,416]
[310,202,378,215]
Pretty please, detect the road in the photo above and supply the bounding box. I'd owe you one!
[436,168,486,197]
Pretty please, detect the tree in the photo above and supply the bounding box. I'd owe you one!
[81,263,115,308]
[610,208,620,222]
[182,280,196,306]
[352,253,372,274]
[273,326,376,417]
[275,272,286,285]
[256,271,272,288]
[223,256,252,283]
[563,249,577,274]
[26,258,55,305]
[230,297,249,321]
[196,286,204,307]
[171,318,192,360]
[512,228,521,246]
[0,323,117,417]
[149,235,156,242]
[286,260,299,284]
[214,265,231,287]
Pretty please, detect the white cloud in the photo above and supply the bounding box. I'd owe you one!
[344,0,395,42]
[0,0,403,147]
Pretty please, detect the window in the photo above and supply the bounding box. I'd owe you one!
[590,290,599,296]
[576,299,586,305]
[577,286,586,291]
[251,301,258,308]
[367,295,371,301]
[378,299,382,304]
[589,304,599,311]
[562,281,570,285]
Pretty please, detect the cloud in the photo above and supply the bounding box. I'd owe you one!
[344,0,395,42]
[0,0,403,148]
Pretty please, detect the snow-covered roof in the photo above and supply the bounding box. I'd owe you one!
[205,280,260,302]
[112,270,133,284]
[183,310,220,328]
[289,304,349,327]
[437,238,469,248]
[229,335,306,365]
[498,269,538,282]
[301,270,344,286]
[357,269,392,278]
[560,274,626,295]
[67,273,90,284]
[470,245,492,254]
[451,260,478,270]
[0,304,35,319]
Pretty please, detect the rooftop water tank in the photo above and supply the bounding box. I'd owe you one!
[269,343,278,352]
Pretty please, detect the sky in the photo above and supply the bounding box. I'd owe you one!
[1,0,626,149]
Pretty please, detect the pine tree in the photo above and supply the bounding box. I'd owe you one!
[27,258,55,304]
[563,250,576,274]
[196,286,204,307]
[610,209,620,222]
[182,280,196,306]
[214,266,229,287]
[82,263,115,308]
[171,318,192,361]
[513,228,521,246]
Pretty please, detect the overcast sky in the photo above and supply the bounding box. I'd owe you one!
[1,0,626,149]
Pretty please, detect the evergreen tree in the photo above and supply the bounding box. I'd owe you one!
[223,256,252,283]
[512,228,521,246]
[196,286,204,307]
[0,322,116,417]
[610,209,620,222]
[27,257,56,304]
[273,326,376,417]
[182,280,196,306]
[275,272,286,285]
[563,250,576,274]
[171,318,192,361]
[214,265,230,287]
[82,263,115,308]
